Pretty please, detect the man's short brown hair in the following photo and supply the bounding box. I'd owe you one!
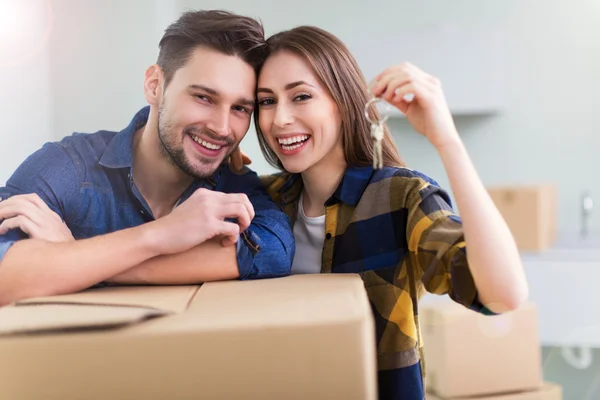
[157,10,266,87]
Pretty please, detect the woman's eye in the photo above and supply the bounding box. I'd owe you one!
[258,98,275,106]
[294,94,311,101]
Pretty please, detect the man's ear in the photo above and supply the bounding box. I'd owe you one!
[144,64,163,106]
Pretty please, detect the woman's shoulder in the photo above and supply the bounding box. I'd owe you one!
[259,172,292,190]
[371,166,442,188]
[363,165,452,206]
[258,172,302,204]
[369,166,454,211]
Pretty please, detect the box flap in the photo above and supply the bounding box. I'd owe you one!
[427,382,561,399]
[0,303,168,336]
[16,285,199,313]
[0,285,200,335]
[421,301,536,321]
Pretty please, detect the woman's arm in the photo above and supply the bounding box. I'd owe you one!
[371,62,528,313]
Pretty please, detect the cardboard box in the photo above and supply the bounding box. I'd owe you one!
[420,301,543,398]
[426,381,561,400]
[487,185,556,251]
[0,274,377,400]
[426,382,562,400]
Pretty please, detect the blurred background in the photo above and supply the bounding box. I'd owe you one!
[1,1,599,398]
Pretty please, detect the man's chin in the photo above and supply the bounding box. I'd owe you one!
[190,158,227,179]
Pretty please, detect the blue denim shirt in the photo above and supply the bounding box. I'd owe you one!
[0,106,294,280]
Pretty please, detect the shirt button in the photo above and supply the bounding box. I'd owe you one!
[140,210,145,215]
[326,233,332,239]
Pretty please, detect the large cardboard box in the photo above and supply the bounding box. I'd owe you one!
[0,274,377,400]
[426,382,562,400]
[420,301,543,398]
[487,185,556,251]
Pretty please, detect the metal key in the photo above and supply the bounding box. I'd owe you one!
[371,122,384,169]
[364,96,390,170]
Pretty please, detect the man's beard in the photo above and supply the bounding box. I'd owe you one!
[157,104,235,179]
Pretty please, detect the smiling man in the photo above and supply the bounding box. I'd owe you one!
[0,10,294,306]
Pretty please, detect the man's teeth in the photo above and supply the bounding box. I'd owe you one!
[191,135,222,150]
[278,135,309,146]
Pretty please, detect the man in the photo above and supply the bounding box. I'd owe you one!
[0,10,295,306]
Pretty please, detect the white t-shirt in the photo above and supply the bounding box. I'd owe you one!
[290,194,326,274]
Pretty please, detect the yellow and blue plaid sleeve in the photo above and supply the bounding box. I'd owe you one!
[402,171,493,315]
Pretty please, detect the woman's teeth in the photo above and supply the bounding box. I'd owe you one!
[278,135,309,150]
[191,135,222,150]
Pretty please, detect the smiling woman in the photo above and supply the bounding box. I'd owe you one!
[253,25,528,400]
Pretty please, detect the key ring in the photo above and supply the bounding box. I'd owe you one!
[364,96,391,125]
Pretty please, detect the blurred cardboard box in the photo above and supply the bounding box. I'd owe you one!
[0,274,377,400]
[420,301,543,398]
[487,185,556,251]
[426,382,562,400]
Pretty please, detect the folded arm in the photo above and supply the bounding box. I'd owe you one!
[107,239,239,285]
[110,167,295,284]
[0,146,261,305]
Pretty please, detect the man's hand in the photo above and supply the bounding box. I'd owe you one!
[146,188,255,255]
[0,194,74,242]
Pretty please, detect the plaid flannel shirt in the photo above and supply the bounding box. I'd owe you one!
[262,165,494,400]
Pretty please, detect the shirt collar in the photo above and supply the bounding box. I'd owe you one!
[279,165,374,207]
[99,106,150,169]
[329,165,374,206]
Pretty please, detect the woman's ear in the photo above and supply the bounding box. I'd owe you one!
[143,64,163,105]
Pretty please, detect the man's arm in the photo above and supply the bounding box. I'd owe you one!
[210,166,295,280]
[107,239,239,285]
[106,167,295,285]
[0,143,158,304]
[0,143,250,305]
[0,189,250,306]
[0,225,161,305]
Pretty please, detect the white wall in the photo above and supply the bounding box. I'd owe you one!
[0,0,54,185]
[1,0,175,184]
[47,0,178,137]
[181,0,600,236]
[3,0,599,236]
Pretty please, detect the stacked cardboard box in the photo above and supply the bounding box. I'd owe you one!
[420,301,562,400]
[486,185,557,252]
[426,382,562,400]
[0,274,377,400]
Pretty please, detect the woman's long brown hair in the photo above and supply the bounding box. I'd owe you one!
[254,25,405,170]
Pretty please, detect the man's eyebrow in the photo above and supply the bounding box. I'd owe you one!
[238,98,256,107]
[189,84,218,96]
[190,85,254,107]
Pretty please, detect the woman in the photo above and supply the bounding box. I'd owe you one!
[252,26,528,400]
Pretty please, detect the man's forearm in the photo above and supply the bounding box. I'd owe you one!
[0,224,161,306]
[106,238,239,285]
